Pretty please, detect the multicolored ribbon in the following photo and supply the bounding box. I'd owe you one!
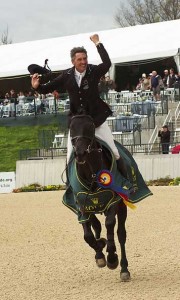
[97,169,136,210]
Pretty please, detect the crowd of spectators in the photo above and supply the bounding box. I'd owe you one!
[0,68,179,117]
[135,68,180,101]
[0,89,65,117]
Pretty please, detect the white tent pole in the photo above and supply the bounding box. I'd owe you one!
[109,64,115,81]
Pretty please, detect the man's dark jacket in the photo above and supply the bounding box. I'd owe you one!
[158,130,170,143]
[37,43,112,127]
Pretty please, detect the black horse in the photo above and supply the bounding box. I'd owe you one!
[63,114,152,281]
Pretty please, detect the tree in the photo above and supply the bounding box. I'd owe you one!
[0,26,12,45]
[115,0,180,27]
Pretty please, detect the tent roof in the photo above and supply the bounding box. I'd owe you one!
[0,19,180,78]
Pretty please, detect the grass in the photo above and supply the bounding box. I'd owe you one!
[0,125,60,172]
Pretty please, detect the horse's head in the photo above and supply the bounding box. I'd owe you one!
[70,114,96,164]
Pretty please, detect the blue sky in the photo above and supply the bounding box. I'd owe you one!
[0,0,123,43]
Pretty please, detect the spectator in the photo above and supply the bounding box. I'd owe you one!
[174,72,180,88]
[98,76,109,100]
[167,68,177,88]
[150,71,161,101]
[105,75,116,91]
[53,90,60,101]
[9,89,17,100]
[162,69,169,88]
[34,92,42,113]
[136,78,143,90]
[4,92,10,103]
[17,91,26,105]
[141,73,151,90]
[158,125,171,154]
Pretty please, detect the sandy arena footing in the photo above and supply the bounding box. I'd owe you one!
[0,186,179,300]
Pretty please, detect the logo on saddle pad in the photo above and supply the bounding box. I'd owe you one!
[76,189,120,213]
[91,197,99,205]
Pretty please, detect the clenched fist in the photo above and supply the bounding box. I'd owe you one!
[90,34,99,45]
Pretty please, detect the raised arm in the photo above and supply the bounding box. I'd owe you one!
[90,34,111,77]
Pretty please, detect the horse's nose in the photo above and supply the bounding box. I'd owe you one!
[75,147,86,163]
[75,153,86,164]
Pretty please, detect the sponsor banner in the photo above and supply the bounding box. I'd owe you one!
[0,172,16,193]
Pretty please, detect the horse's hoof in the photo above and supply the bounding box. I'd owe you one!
[96,256,106,268]
[95,251,106,268]
[120,271,131,282]
[107,253,119,270]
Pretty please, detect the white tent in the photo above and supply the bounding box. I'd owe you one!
[0,19,180,78]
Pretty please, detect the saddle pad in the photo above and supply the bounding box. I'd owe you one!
[62,139,153,222]
[113,140,153,203]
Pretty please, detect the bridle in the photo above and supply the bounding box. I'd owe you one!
[70,115,102,164]
[71,133,104,213]
[71,135,102,158]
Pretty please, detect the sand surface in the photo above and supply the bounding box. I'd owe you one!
[0,187,180,300]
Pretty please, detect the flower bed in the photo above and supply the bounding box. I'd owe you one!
[13,177,180,193]
[13,183,66,193]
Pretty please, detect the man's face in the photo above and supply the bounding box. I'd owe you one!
[72,52,88,73]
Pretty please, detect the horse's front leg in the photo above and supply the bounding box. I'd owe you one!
[82,221,106,268]
[117,201,131,281]
[105,204,119,270]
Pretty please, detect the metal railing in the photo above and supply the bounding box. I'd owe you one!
[175,102,180,128]
[109,98,168,116]
[19,147,67,160]
[147,125,158,154]
[147,110,173,154]
[163,109,172,126]
[37,130,141,153]
[107,115,155,132]
[0,93,69,118]
[106,89,179,104]
[19,139,180,160]
[1,93,170,120]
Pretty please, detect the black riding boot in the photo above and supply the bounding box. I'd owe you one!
[116,157,135,194]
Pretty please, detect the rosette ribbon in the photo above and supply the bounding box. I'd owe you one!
[97,169,136,210]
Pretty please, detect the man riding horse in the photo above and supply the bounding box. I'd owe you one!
[31,35,152,280]
[31,34,130,185]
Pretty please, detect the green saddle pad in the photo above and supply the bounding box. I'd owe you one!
[62,139,153,222]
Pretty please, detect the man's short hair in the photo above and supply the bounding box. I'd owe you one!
[70,47,87,60]
[162,125,168,129]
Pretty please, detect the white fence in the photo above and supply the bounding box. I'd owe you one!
[15,155,180,188]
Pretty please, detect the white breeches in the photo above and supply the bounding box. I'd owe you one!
[67,121,120,162]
